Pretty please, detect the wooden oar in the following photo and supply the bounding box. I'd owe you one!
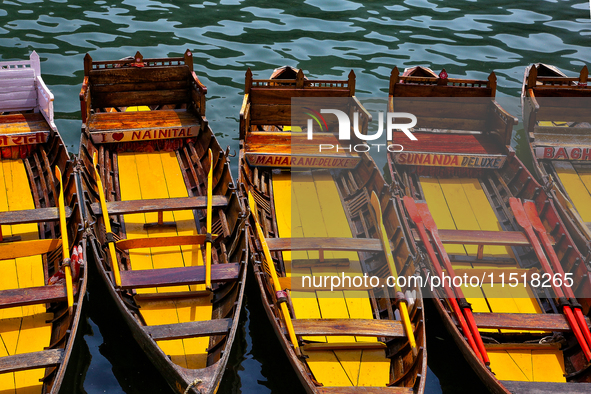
[92,151,122,287]
[414,200,490,366]
[54,167,74,309]
[205,149,213,291]
[510,199,591,361]
[370,192,417,357]
[248,191,300,355]
[402,196,485,364]
[510,197,591,361]
[523,200,591,353]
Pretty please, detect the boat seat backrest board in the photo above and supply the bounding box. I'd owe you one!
[392,83,494,98]
[391,98,492,132]
[249,92,351,128]
[0,52,55,131]
[531,98,591,124]
[87,65,193,108]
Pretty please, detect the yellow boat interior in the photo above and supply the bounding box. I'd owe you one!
[0,128,85,394]
[239,67,427,393]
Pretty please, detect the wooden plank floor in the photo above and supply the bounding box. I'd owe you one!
[419,176,566,383]
[118,151,211,370]
[273,170,389,387]
[553,161,591,222]
[0,158,53,394]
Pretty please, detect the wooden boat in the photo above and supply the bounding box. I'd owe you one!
[0,52,87,393]
[77,50,247,394]
[522,63,591,257]
[238,66,427,393]
[388,66,591,393]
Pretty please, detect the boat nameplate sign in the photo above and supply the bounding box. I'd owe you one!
[394,151,506,169]
[90,126,199,144]
[246,153,360,169]
[0,131,49,146]
[535,146,591,161]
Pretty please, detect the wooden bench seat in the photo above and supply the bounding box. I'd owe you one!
[88,109,203,143]
[119,263,240,289]
[0,239,62,260]
[89,195,228,216]
[116,234,218,251]
[0,284,68,310]
[472,312,590,332]
[0,113,51,134]
[391,131,504,156]
[143,318,232,341]
[0,206,71,225]
[244,131,360,169]
[0,349,63,374]
[0,113,51,147]
[318,388,413,394]
[411,228,553,247]
[500,380,591,394]
[302,342,387,352]
[265,237,383,253]
[292,318,405,338]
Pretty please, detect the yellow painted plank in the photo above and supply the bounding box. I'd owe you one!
[305,351,353,386]
[419,177,466,256]
[554,161,591,222]
[334,350,362,386]
[419,177,490,312]
[274,172,321,342]
[137,299,187,369]
[291,172,353,386]
[487,349,531,381]
[159,151,203,291]
[0,329,15,394]
[155,339,188,369]
[438,178,481,255]
[532,349,566,382]
[316,294,355,343]
[357,349,390,386]
[134,153,186,293]
[0,159,43,319]
[0,317,21,356]
[460,179,511,258]
[342,292,377,343]
[273,170,390,387]
[575,165,591,201]
[117,153,155,294]
[14,313,53,394]
[175,297,212,370]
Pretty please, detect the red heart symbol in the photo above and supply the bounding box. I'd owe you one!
[112,132,124,141]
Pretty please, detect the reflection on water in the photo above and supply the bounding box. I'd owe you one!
[4,0,589,393]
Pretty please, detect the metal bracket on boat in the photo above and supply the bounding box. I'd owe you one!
[276,290,288,305]
[104,231,116,245]
[204,232,213,244]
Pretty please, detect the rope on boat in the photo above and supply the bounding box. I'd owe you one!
[183,378,203,394]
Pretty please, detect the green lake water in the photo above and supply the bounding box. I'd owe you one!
[1,0,590,392]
